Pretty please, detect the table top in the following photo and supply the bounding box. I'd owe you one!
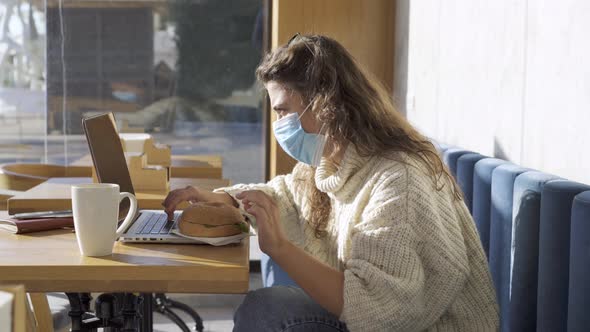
[7,177,231,214]
[0,220,250,293]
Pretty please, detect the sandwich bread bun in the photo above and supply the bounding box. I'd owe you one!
[178,201,249,238]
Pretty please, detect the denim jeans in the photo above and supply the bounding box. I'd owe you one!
[233,286,350,332]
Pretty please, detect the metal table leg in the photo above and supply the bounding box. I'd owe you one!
[153,293,204,332]
[66,293,101,332]
[66,292,144,331]
[141,293,153,332]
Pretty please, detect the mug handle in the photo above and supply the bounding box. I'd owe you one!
[116,192,138,238]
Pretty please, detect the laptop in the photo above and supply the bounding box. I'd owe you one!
[82,112,196,243]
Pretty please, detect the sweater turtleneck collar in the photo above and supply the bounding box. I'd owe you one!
[314,144,366,196]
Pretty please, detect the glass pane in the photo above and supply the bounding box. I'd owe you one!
[33,0,264,184]
[0,0,47,163]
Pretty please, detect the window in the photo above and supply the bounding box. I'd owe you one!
[0,0,267,184]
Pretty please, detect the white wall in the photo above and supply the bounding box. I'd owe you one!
[398,0,590,184]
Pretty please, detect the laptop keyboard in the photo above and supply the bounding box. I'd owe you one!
[134,212,179,235]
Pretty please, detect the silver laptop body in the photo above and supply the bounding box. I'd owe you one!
[118,210,197,243]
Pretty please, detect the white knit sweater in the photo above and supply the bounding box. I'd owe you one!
[216,146,499,331]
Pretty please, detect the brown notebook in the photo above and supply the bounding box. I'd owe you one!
[0,217,74,234]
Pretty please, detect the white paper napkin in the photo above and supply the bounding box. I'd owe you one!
[171,229,253,246]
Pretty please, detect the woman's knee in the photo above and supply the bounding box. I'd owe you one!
[234,286,296,330]
[233,286,348,332]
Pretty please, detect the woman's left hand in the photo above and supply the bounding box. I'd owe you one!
[236,190,287,257]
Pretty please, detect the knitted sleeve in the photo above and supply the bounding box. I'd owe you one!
[340,168,470,331]
[212,172,303,242]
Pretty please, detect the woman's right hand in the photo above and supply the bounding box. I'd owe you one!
[162,186,238,220]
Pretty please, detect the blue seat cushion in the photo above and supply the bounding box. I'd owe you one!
[456,153,487,213]
[568,191,590,332]
[509,171,560,332]
[472,158,509,258]
[260,253,299,288]
[537,181,590,332]
[489,163,529,331]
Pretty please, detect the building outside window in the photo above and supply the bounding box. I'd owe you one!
[0,0,267,184]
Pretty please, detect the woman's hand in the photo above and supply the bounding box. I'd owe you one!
[236,190,287,257]
[162,186,237,220]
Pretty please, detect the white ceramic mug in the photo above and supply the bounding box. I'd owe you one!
[71,183,138,256]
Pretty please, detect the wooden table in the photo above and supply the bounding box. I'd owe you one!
[7,177,230,214]
[0,226,249,294]
[0,213,249,331]
[71,154,224,179]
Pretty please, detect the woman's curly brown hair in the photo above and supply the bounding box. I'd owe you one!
[256,34,462,239]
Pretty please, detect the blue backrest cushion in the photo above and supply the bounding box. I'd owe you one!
[568,191,590,332]
[457,153,487,213]
[509,172,560,332]
[537,181,590,332]
[443,148,473,178]
[489,163,529,331]
[472,158,510,259]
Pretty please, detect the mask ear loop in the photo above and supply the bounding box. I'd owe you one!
[317,122,327,136]
[299,100,328,137]
[309,121,329,167]
[297,100,313,121]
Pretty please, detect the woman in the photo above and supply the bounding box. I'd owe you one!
[163,34,499,331]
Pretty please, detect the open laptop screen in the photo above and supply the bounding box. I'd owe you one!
[82,112,136,217]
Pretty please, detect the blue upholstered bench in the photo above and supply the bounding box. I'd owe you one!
[537,181,590,331]
[509,171,560,331]
[472,158,509,258]
[443,148,473,178]
[261,252,299,287]
[568,190,590,332]
[489,163,530,330]
[456,153,487,213]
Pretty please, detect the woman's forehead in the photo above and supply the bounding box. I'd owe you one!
[266,82,302,102]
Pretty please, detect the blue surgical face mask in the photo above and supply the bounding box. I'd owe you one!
[272,109,327,167]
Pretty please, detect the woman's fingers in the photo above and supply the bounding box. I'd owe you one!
[237,190,274,212]
[239,190,285,256]
[245,203,271,225]
[162,192,182,211]
[163,197,181,220]
[237,190,269,202]
[162,187,195,219]
[162,189,183,208]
